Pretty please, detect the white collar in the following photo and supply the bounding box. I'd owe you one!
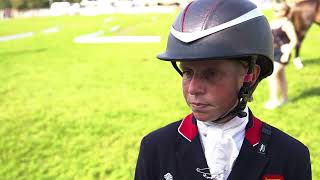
[197,106,249,138]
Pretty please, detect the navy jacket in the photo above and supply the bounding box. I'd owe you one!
[135,111,311,180]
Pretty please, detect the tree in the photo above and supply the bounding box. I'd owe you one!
[0,0,12,9]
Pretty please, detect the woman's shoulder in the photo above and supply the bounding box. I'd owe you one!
[271,17,292,29]
[141,120,182,145]
[271,19,285,29]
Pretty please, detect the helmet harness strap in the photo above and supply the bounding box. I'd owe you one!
[171,56,257,123]
[171,61,183,76]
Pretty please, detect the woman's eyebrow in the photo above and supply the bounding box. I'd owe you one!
[204,67,218,72]
[179,63,188,69]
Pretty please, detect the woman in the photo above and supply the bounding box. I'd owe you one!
[264,3,298,109]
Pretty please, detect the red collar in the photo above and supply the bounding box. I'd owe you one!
[178,113,263,146]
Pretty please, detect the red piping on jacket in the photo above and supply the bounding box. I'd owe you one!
[245,116,263,146]
[262,174,284,180]
[178,113,197,142]
[178,113,263,146]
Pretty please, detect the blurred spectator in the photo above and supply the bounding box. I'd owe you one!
[3,8,12,18]
[264,3,298,109]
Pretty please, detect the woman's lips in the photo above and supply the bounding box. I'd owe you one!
[190,102,209,109]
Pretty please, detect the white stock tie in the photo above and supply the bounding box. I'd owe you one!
[197,107,249,180]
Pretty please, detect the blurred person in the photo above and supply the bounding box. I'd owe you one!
[135,0,311,180]
[264,3,298,109]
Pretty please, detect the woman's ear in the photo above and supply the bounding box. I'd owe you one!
[252,64,261,85]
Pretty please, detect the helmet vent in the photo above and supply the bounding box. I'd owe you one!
[170,8,263,43]
[181,1,193,32]
[201,0,225,30]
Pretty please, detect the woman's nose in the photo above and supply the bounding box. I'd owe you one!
[188,74,206,95]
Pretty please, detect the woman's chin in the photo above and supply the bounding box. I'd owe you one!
[192,112,218,122]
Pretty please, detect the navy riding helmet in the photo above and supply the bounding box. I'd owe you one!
[158,0,274,80]
[157,0,274,121]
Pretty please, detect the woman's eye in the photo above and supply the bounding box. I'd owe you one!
[203,71,215,78]
[182,70,193,79]
[209,71,218,77]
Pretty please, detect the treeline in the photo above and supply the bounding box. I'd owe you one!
[0,0,81,10]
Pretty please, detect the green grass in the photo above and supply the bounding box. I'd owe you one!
[0,11,319,179]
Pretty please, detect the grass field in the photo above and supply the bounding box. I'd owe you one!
[0,11,319,179]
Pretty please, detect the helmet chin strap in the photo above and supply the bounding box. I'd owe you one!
[171,56,257,123]
[171,61,183,76]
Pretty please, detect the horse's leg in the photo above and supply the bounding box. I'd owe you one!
[291,10,305,69]
[295,42,301,58]
[294,36,305,70]
[294,44,304,69]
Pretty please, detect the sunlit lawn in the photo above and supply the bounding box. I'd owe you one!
[0,11,319,179]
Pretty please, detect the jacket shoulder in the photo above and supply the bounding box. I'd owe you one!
[264,123,311,179]
[266,122,310,168]
[141,120,182,146]
[135,120,182,180]
[269,124,308,153]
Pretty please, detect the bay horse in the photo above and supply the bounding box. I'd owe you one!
[287,0,320,69]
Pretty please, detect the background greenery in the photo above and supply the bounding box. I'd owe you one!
[0,0,303,10]
[0,11,319,179]
[0,0,82,10]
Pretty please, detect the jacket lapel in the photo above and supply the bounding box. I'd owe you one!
[175,114,208,180]
[227,139,269,180]
[176,134,209,179]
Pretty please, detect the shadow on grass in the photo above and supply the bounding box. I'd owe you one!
[0,48,47,58]
[301,57,320,66]
[291,87,320,102]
